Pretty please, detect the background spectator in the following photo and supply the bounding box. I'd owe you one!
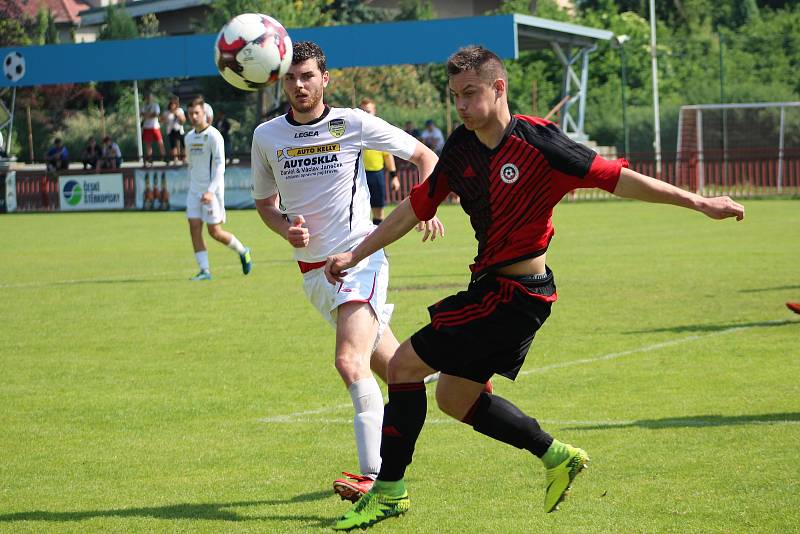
[421,119,445,155]
[403,120,421,141]
[163,96,186,165]
[45,138,69,172]
[141,93,165,166]
[81,137,100,170]
[215,110,233,163]
[99,136,122,169]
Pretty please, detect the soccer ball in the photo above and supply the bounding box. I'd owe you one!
[3,51,26,82]
[214,13,293,91]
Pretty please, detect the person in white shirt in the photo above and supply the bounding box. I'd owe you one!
[163,96,186,165]
[184,96,252,281]
[141,93,166,166]
[420,119,445,155]
[251,41,443,502]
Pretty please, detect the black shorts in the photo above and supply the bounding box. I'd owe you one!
[410,268,555,384]
[168,130,184,150]
[365,170,386,208]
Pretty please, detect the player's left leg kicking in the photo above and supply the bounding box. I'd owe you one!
[334,274,586,530]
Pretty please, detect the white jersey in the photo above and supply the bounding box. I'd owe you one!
[185,125,226,195]
[142,102,160,129]
[251,106,417,263]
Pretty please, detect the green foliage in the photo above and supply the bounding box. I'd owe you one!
[203,0,332,33]
[45,10,59,44]
[0,18,31,47]
[395,0,437,21]
[137,13,161,38]
[98,5,138,41]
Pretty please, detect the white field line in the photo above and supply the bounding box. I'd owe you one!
[259,321,791,425]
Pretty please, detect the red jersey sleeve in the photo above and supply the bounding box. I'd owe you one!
[514,115,628,199]
[409,168,451,221]
[577,154,628,192]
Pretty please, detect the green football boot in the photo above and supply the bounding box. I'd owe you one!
[543,443,589,513]
[190,269,212,281]
[332,488,410,531]
[239,247,252,275]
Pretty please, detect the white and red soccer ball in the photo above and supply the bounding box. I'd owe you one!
[214,13,293,91]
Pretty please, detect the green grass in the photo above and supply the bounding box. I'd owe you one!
[1,199,798,533]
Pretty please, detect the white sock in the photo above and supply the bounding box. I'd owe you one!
[194,250,209,271]
[349,377,384,478]
[226,235,246,254]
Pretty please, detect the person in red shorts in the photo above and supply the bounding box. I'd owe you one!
[141,93,165,166]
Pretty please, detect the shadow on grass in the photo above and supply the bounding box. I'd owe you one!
[566,412,800,431]
[624,319,796,334]
[0,490,332,526]
[739,284,800,293]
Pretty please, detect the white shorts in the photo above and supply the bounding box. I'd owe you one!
[186,191,225,224]
[302,249,393,333]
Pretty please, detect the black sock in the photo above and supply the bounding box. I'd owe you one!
[467,393,553,457]
[373,218,383,225]
[377,382,427,481]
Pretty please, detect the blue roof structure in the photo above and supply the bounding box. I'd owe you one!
[0,14,611,88]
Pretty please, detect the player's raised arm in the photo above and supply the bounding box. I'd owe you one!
[612,167,745,221]
[408,141,445,241]
[325,197,420,284]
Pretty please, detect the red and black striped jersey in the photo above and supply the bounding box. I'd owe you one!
[409,115,628,275]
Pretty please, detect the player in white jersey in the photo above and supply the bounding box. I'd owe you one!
[184,96,252,281]
[251,41,443,501]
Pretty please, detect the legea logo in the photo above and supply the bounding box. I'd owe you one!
[63,180,83,206]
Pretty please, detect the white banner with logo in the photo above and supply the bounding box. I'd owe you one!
[59,173,124,211]
[134,167,254,210]
[4,171,15,212]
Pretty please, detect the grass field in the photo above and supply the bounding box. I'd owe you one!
[1,199,798,533]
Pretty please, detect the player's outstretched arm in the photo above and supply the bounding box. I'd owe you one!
[254,194,310,248]
[325,198,420,284]
[613,167,745,221]
[409,141,445,241]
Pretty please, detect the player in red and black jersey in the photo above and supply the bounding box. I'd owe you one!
[326,46,745,530]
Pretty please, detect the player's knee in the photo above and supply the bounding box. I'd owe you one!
[207,225,223,240]
[435,387,471,420]
[334,351,366,382]
[387,343,427,383]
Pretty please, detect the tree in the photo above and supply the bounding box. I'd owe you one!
[45,9,59,44]
[0,19,31,47]
[98,5,138,41]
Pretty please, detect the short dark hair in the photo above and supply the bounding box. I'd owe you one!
[292,41,327,73]
[446,46,507,84]
[189,96,205,109]
[54,138,62,144]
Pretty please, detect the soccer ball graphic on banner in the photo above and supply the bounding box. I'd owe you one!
[3,51,26,82]
[214,13,293,91]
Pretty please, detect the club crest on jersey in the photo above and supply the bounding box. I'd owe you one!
[500,163,520,184]
[328,118,346,138]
